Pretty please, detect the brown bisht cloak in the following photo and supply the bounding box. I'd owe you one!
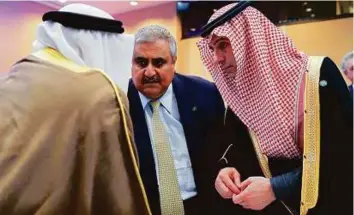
[0,48,151,215]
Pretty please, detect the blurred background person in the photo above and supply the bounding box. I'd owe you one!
[341,51,353,99]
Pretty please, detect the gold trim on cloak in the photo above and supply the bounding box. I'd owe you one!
[248,56,323,215]
[248,130,295,215]
[300,56,323,215]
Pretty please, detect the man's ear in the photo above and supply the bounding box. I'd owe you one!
[172,56,177,64]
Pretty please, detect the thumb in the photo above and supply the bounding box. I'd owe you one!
[240,178,253,190]
[232,190,247,205]
[233,171,241,188]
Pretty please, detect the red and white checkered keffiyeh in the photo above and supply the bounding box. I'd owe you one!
[197,3,308,159]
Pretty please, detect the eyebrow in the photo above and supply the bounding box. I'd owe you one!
[152,57,166,61]
[133,55,145,60]
[134,56,167,61]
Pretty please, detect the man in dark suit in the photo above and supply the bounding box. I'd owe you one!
[340,51,353,100]
[128,25,225,215]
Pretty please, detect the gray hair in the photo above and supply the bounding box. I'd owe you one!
[134,25,177,58]
[341,51,353,74]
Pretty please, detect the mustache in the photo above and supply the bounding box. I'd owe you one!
[142,75,161,84]
[221,65,234,71]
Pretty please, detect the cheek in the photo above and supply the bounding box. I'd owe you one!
[132,70,143,86]
[227,50,235,63]
[159,68,174,85]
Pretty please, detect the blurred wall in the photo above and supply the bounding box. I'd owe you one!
[280,17,353,67]
[177,17,353,81]
[0,1,51,73]
[0,1,352,81]
[114,2,184,72]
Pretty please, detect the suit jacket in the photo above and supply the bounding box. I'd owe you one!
[349,84,353,101]
[128,73,225,215]
[0,52,151,215]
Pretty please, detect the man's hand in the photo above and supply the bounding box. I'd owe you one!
[215,167,241,199]
[232,177,276,210]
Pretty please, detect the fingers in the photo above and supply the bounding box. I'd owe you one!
[221,173,240,194]
[232,190,252,210]
[215,168,242,198]
[232,171,241,188]
[215,177,233,199]
[240,177,253,190]
[232,193,239,204]
[233,177,274,211]
[241,204,251,209]
[232,189,248,205]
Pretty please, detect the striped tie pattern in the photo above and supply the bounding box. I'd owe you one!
[150,101,184,215]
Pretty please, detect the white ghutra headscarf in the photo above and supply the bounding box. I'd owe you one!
[32,3,134,93]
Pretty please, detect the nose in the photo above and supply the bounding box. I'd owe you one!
[144,64,156,77]
[213,49,225,65]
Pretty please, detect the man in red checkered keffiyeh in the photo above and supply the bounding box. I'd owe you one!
[198,2,353,215]
[198,2,307,159]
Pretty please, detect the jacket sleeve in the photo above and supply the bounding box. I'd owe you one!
[270,167,302,200]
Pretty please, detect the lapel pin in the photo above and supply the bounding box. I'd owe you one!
[319,80,327,87]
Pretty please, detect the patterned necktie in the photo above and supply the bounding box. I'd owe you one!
[150,100,185,215]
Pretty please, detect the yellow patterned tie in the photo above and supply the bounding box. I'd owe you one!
[150,101,185,215]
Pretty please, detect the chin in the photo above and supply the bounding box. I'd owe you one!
[142,88,162,99]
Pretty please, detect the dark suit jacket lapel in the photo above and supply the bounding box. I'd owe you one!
[127,81,160,212]
[172,74,200,175]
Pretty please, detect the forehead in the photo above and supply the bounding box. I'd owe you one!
[134,39,170,58]
[208,35,230,46]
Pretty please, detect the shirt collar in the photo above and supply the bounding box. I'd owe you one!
[138,84,174,114]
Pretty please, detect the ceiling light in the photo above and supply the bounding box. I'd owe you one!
[306,8,312,12]
[311,14,315,18]
[190,28,196,32]
[177,2,190,11]
[130,1,138,6]
[303,2,307,6]
[213,9,217,12]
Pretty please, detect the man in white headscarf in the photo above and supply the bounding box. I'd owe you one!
[0,4,151,215]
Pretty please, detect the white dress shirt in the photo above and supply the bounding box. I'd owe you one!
[138,84,197,200]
